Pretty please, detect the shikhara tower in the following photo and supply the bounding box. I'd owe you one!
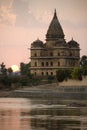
[30,10,80,76]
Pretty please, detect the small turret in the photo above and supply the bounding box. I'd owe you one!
[31,38,44,48]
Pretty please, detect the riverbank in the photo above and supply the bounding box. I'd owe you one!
[6,83,87,100]
[0,90,12,97]
[0,81,87,98]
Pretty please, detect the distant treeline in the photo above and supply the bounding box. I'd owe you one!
[0,55,87,89]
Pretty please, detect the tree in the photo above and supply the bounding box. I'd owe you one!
[7,67,13,75]
[80,55,87,76]
[71,67,82,80]
[80,55,87,67]
[20,62,31,76]
[0,62,7,75]
[56,69,71,82]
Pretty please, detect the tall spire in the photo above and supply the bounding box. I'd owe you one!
[54,9,57,18]
[46,9,64,41]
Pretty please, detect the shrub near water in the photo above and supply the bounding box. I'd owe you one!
[56,69,71,82]
[71,67,82,80]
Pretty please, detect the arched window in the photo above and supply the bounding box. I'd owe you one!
[46,62,49,66]
[50,52,53,56]
[35,62,37,66]
[41,72,44,76]
[51,72,53,75]
[46,72,48,76]
[58,62,60,66]
[58,52,60,56]
[35,72,36,76]
[34,53,37,57]
[41,62,44,66]
[70,52,72,56]
[50,62,53,66]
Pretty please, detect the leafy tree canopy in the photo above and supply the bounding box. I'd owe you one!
[80,55,87,67]
[71,67,82,80]
[20,62,31,76]
[56,68,71,82]
[0,62,7,75]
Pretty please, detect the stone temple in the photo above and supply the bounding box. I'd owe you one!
[30,10,80,76]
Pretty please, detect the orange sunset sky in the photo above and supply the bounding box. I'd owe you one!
[0,0,87,68]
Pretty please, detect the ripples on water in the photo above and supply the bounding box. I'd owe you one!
[0,98,87,130]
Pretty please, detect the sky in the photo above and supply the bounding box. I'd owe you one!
[0,0,87,68]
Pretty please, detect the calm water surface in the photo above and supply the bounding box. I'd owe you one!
[0,98,87,130]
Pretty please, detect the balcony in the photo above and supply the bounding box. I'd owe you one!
[30,66,73,70]
[30,56,80,59]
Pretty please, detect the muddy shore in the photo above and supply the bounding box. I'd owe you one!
[0,83,87,99]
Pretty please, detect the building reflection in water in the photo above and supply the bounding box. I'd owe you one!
[0,98,87,130]
[30,108,81,130]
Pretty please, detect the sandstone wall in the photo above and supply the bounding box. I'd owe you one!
[59,76,87,86]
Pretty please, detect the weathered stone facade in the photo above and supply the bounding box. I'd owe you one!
[30,10,80,76]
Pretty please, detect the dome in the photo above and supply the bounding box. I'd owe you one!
[67,38,79,48]
[46,9,64,40]
[31,39,44,48]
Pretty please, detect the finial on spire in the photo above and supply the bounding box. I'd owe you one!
[72,37,73,41]
[54,9,57,18]
[55,9,56,13]
[37,37,39,40]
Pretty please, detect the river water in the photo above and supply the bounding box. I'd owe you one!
[0,98,87,130]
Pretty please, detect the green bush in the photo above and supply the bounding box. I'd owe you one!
[47,75,55,83]
[56,69,72,82]
[71,67,82,80]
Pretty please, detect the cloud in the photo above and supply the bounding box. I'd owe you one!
[0,5,16,26]
[13,0,36,28]
[0,0,16,26]
[12,0,38,28]
[11,0,53,28]
[30,10,52,26]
